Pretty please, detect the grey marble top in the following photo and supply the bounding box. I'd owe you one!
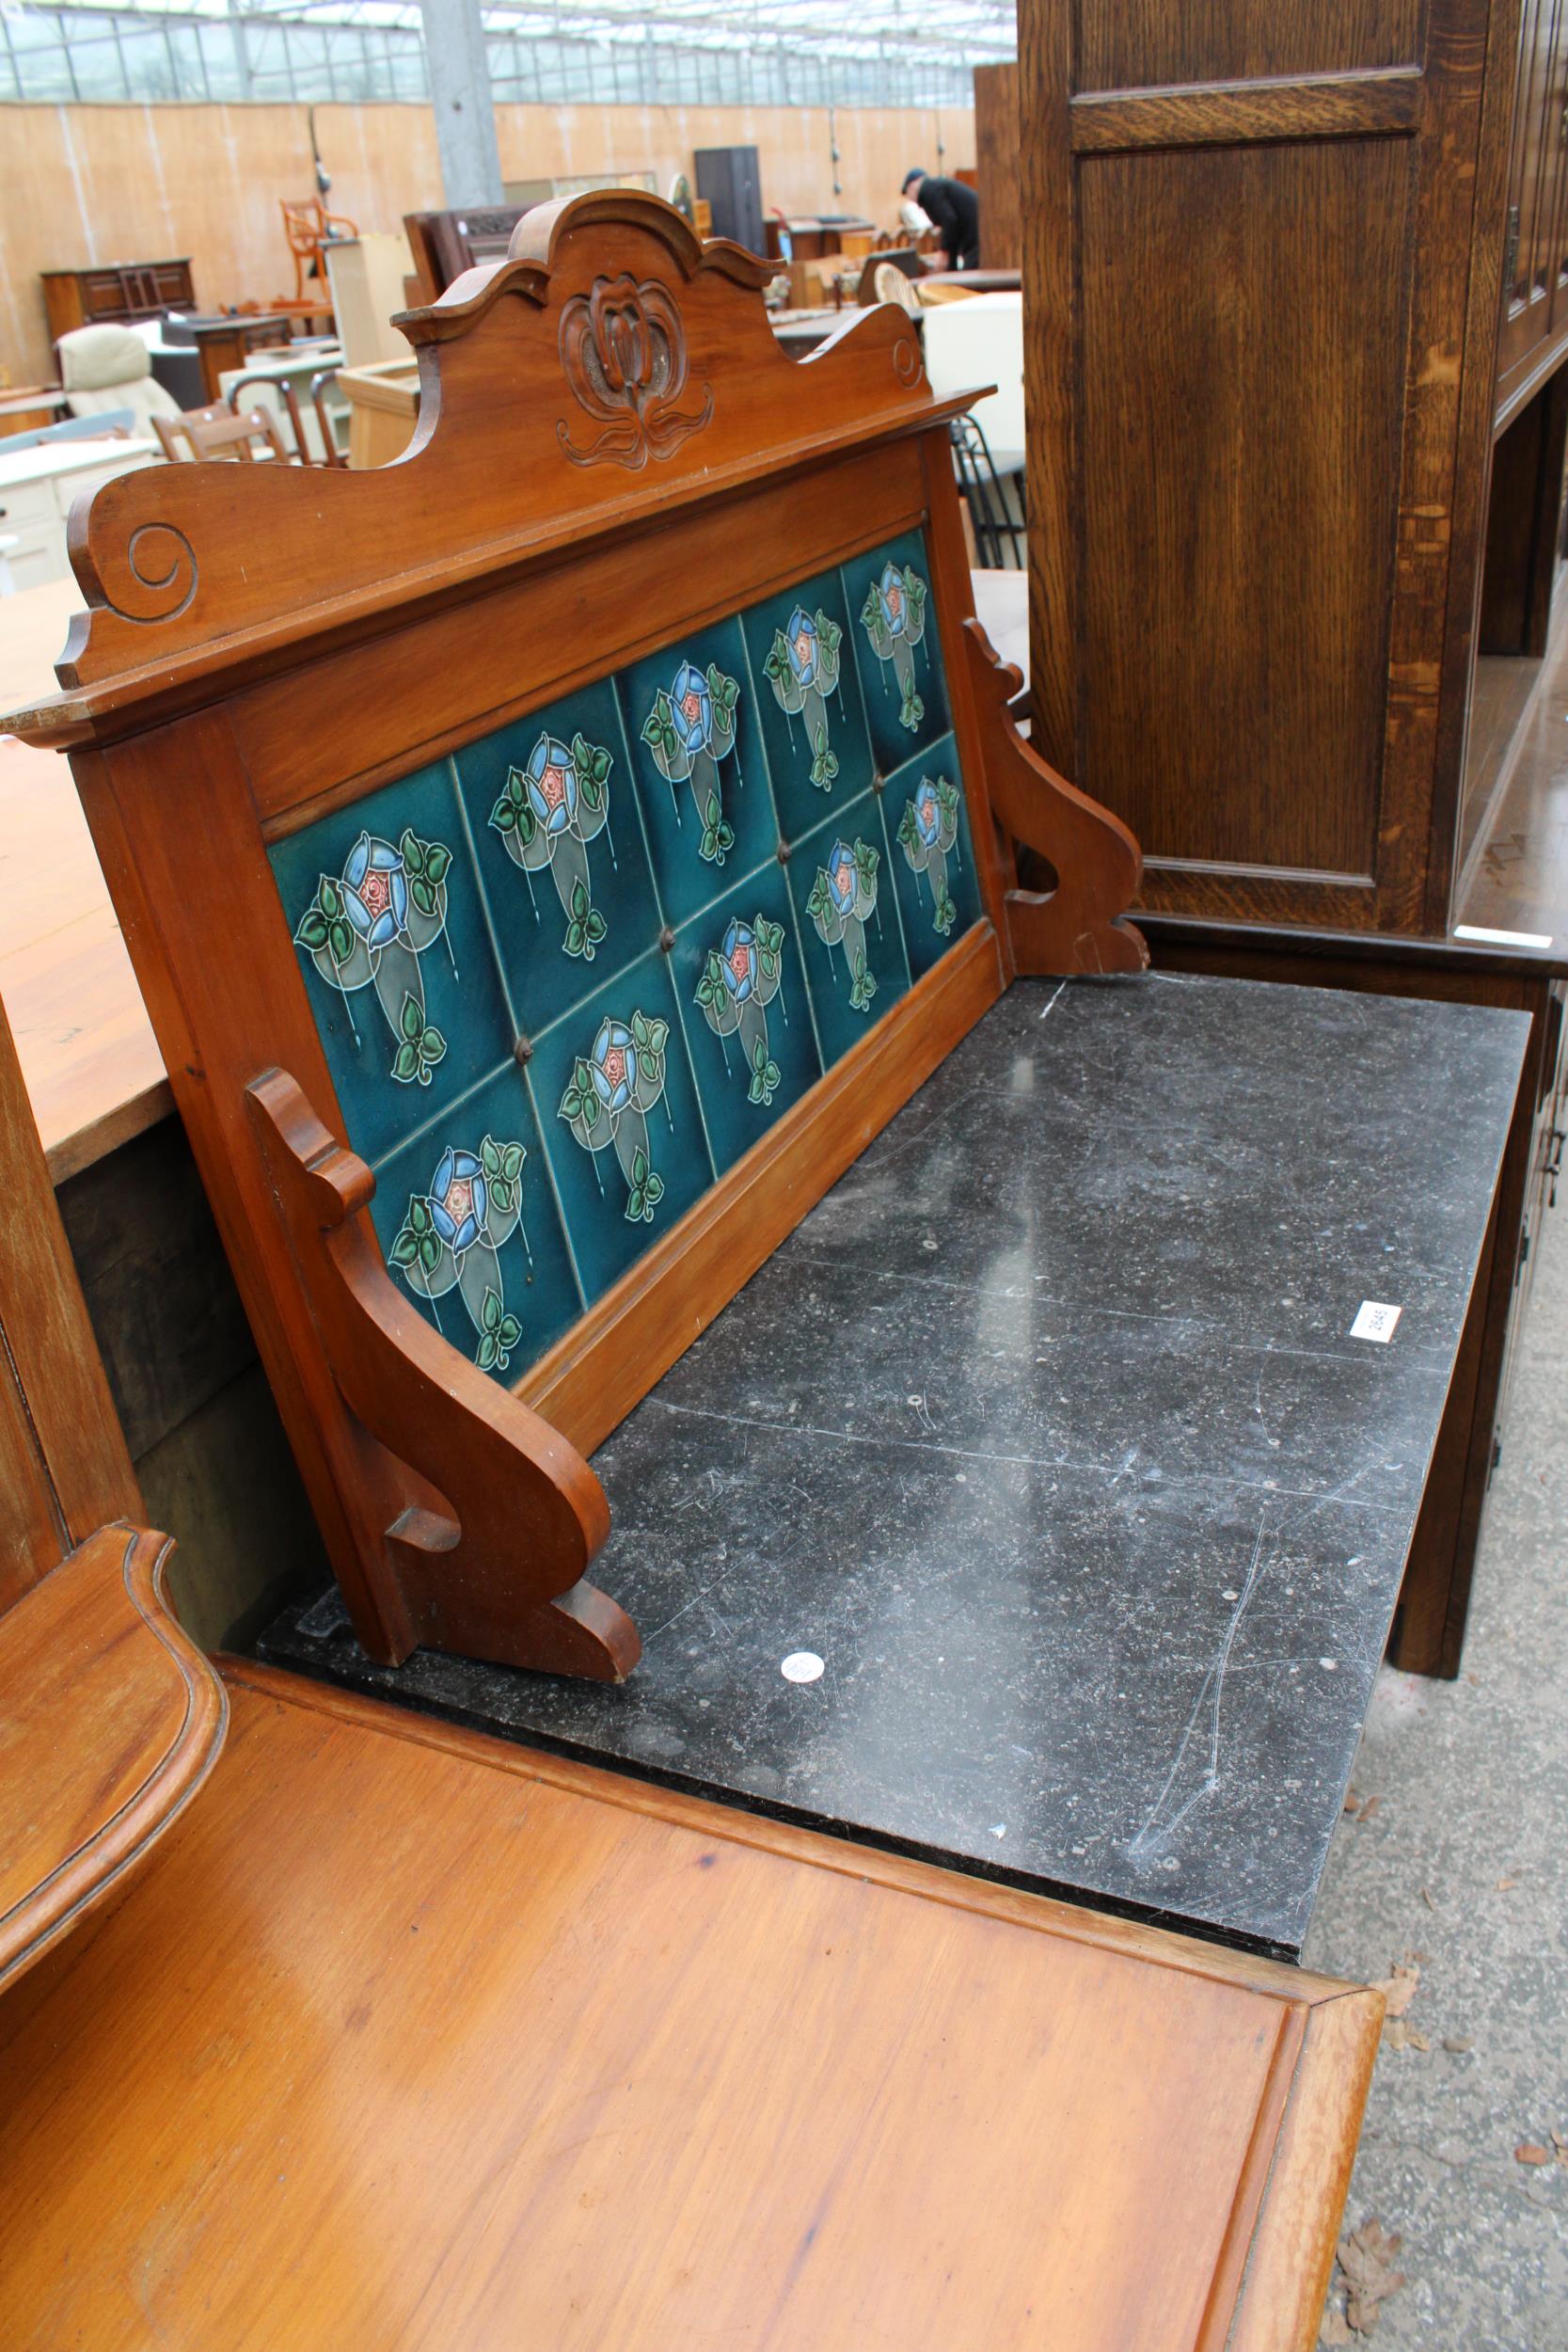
[263,972,1528,1955]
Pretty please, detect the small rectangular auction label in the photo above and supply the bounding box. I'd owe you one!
[1351,1300,1402,1343]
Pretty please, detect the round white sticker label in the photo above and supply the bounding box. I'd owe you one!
[780,1651,825,1684]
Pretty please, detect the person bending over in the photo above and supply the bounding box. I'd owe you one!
[901,168,980,272]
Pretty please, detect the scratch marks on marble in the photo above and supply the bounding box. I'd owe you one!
[1126,1506,1274,1866]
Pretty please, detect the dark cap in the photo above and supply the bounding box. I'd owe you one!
[901,168,927,193]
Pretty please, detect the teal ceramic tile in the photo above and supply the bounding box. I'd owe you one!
[615,617,779,930]
[369,1063,582,1383]
[452,677,662,1043]
[529,948,714,1302]
[786,789,911,1071]
[740,564,874,843]
[882,733,984,981]
[842,528,953,777]
[670,855,822,1177]
[269,760,513,1170]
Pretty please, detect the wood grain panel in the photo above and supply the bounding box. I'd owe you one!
[0,975,141,1608]
[974,61,1022,266]
[1069,68,1424,152]
[1078,137,1411,875]
[0,1662,1379,2350]
[1076,0,1424,94]
[0,1524,226,1991]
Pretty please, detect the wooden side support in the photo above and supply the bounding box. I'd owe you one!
[247,1071,639,1684]
[963,618,1149,976]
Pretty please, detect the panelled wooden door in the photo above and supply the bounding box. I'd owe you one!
[1022,0,1513,931]
[1497,0,1568,400]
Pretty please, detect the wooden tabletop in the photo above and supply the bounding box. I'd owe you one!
[0,568,1029,1183]
[0,1659,1377,2350]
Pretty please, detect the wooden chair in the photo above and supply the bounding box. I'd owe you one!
[0,983,1380,2347]
[278,195,358,309]
[151,400,293,465]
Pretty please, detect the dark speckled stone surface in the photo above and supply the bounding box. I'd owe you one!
[261,972,1528,1956]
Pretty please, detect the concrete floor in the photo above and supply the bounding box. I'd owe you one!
[1305,1199,1568,2347]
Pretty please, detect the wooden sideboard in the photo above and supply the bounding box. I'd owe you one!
[40,260,197,343]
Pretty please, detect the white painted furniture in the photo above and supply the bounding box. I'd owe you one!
[0,438,159,595]
[919,292,1025,473]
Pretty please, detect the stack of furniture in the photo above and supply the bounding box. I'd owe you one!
[0,193,1440,2344]
[1017,0,1568,1671]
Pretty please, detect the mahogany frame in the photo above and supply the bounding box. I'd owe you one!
[10,193,1146,1683]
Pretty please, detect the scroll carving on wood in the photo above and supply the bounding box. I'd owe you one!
[248,1070,639,1684]
[557,272,714,470]
[962,618,1148,977]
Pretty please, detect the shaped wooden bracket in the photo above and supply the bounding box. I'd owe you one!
[248,1070,640,1684]
[964,618,1149,977]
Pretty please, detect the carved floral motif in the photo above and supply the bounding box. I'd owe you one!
[556,274,714,471]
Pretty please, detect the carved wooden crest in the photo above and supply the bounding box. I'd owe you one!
[557,272,713,470]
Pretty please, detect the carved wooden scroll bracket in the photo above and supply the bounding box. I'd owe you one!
[962,619,1149,977]
[247,1071,639,1684]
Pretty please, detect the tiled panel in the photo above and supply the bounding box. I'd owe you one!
[270,530,974,1389]
[670,855,823,1177]
[786,789,912,1071]
[270,760,514,1169]
[369,1064,583,1376]
[615,617,779,931]
[740,563,874,843]
[453,677,662,1043]
[881,732,985,982]
[842,528,954,777]
[527,947,714,1304]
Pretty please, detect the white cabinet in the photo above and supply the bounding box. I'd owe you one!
[0,439,160,594]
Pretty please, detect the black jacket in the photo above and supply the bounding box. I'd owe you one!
[915,175,980,268]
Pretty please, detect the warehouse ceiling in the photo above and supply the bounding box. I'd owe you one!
[2,0,1016,107]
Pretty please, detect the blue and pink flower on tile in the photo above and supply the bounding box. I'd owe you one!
[489,729,616,961]
[390,1134,530,1372]
[641,659,743,863]
[694,913,788,1106]
[293,827,456,1084]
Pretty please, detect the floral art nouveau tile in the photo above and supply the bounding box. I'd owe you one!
[841,529,953,778]
[670,855,822,1178]
[614,616,779,932]
[881,733,985,982]
[369,1064,582,1383]
[785,789,911,1073]
[268,759,513,1170]
[527,947,713,1304]
[451,677,662,1043]
[740,564,874,845]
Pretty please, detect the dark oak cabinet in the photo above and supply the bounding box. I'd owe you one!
[1019,0,1522,936]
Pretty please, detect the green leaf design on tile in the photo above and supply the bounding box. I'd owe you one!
[699,788,735,866]
[327,916,355,964]
[389,1227,420,1267]
[810,721,839,791]
[849,946,877,1013]
[296,907,329,952]
[393,1039,420,1082]
[747,1032,781,1107]
[932,880,956,937]
[400,993,423,1043]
